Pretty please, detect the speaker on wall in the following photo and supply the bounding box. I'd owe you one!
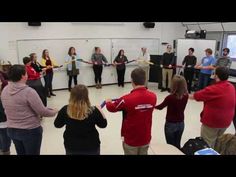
[143,22,155,28]
[173,40,176,49]
[216,41,220,51]
[28,22,41,26]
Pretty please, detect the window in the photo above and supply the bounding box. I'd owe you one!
[226,35,236,59]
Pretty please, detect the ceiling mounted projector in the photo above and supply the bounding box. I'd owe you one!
[185,30,206,39]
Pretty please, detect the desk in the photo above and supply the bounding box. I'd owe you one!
[228,76,236,84]
[150,144,184,155]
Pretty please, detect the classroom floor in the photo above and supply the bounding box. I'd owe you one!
[10,82,236,155]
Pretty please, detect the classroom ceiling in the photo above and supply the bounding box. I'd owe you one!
[181,22,236,32]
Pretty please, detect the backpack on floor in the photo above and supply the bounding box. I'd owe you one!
[181,137,210,155]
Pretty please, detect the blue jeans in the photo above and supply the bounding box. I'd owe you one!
[7,126,43,155]
[65,147,100,155]
[198,72,211,90]
[165,121,184,149]
[0,128,11,152]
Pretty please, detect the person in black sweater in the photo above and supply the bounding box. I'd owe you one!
[182,48,197,93]
[113,49,128,87]
[160,45,175,92]
[54,84,107,155]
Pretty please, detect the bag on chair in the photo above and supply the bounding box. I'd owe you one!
[181,137,210,155]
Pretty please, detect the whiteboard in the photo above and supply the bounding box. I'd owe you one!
[17,39,111,66]
[17,38,159,89]
[111,39,159,60]
[176,39,216,66]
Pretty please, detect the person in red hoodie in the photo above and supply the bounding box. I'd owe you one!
[106,68,157,155]
[23,57,47,106]
[189,67,236,148]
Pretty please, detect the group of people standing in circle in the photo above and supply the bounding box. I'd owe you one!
[0,42,236,155]
[160,45,232,94]
[65,46,151,90]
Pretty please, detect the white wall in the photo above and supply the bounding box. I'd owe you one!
[0,22,186,64]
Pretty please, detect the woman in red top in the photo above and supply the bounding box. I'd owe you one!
[155,75,188,149]
[23,57,47,106]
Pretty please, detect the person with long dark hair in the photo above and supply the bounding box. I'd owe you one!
[41,49,58,97]
[91,47,108,89]
[155,75,188,149]
[65,47,80,91]
[113,49,128,87]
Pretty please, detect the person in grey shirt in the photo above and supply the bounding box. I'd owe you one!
[215,48,232,68]
[210,48,232,82]
[91,47,108,89]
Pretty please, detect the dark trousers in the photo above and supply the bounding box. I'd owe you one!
[68,75,78,90]
[65,146,100,155]
[233,112,236,134]
[184,69,194,93]
[27,79,47,106]
[198,73,211,90]
[93,65,103,84]
[165,121,184,149]
[44,72,54,95]
[0,128,11,152]
[117,68,126,86]
[7,126,43,155]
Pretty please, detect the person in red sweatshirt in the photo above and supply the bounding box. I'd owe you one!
[106,68,157,155]
[23,57,47,106]
[189,67,236,148]
[155,75,188,149]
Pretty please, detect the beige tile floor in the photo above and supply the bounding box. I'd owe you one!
[10,82,235,155]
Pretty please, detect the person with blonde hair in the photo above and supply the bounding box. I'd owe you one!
[54,84,107,155]
[155,75,189,149]
[136,47,151,87]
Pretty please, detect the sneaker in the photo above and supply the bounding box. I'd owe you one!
[99,83,102,88]
[167,88,171,93]
[95,84,99,89]
[50,93,56,96]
